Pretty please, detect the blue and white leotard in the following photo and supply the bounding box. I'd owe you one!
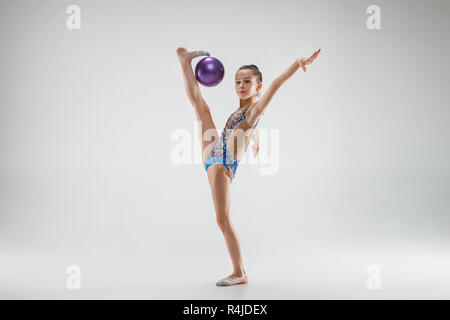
[205,104,261,181]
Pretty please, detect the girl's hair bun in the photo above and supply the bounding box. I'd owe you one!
[236,64,262,83]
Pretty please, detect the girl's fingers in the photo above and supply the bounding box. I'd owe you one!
[309,50,320,62]
[301,49,320,69]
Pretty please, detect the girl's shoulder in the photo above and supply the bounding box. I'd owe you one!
[245,102,264,128]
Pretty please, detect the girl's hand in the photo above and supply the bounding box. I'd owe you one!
[252,144,260,158]
[297,49,321,72]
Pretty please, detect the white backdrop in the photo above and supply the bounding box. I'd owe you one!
[1,0,449,299]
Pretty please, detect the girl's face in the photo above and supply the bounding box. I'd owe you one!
[235,69,262,99]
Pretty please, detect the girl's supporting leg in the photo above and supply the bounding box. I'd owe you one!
[207,163,248,284]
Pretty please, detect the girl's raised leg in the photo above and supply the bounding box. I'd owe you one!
[176,47,219,164]
[177,47,247,286]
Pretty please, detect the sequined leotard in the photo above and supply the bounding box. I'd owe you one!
[205,104,261,181]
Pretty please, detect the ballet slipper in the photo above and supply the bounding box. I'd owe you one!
[216,274,248,286]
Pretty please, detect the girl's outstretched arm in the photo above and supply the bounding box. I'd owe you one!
[248,49,321,126]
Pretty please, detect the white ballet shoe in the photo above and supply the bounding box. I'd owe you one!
[195,50,210,57]
[178,50,210,59]
[216,274,247,286]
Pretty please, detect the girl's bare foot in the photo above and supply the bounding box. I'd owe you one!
[216,273,248,286]
[176,47,210,63]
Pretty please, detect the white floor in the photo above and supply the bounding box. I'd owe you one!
[1,232,449,299]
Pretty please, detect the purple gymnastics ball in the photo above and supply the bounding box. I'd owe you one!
[195,56,225,87]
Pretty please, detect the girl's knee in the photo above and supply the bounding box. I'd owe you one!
[216,215,231,232]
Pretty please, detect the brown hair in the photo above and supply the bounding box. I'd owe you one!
[237,64,262,83]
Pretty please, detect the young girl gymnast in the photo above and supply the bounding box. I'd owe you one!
[176,47,321,286]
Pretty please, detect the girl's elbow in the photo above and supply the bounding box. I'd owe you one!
[272,78,282,87]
